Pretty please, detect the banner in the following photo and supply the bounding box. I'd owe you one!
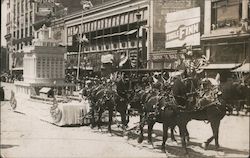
[165,7,200,48]
[101,54,114,64]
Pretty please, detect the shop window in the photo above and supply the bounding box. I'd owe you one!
[17,30,20,39]
[121,42,126,47]
[105,45,109,50]
[25,27,28,37]
[131,41,135,47]
[211,0,242,30]
[30,26,33,36]
[21,29,24,38]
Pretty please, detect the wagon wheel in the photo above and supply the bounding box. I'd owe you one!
[10,90,17,110]
[10,98,17,110]
[50,107,62,123]
[50,98,62,123]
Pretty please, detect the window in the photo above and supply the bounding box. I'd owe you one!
[29,26,33,36]
[13,31,16,38]
[7,27,10,34]
[7,0,10,8]
[17,30,20,39]
[25,27,28,37]
[30,0,33,9]
[30,11,33,22]
[211,0,242,29]
[21,29,24,38]
[21,0,24,13]
[25,13,28,23]
[17,2,20,15]
[7,13,10,24]
[25,0,28,10]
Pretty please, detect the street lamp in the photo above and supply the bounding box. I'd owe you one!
[76,0,93,82]
[136,10,141,72]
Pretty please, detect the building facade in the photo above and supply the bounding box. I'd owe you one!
[4,0,80,75]
[0,47,9,73]
[63,0,201,73]
[202,0,250,65]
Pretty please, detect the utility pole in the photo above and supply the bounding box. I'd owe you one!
[76,0,93,83]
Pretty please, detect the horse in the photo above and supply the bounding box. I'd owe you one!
[89,82,130,134]
[130,86,177,146]
[161,77,227,154]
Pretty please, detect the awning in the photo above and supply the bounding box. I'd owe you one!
[200,63,241,70]
[39,87,52,93]
[232,63,250,72]
[125,29,137,35]
[94,31,127,39]
[101,54,114,63]
[12,67,24,71]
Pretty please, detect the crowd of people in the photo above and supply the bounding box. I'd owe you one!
[0,71,23,83]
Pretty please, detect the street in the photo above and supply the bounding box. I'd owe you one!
[0,82,249,158]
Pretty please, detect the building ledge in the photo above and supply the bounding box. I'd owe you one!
[202,27,250,40]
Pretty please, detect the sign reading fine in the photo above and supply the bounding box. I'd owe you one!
[165,7,201,48]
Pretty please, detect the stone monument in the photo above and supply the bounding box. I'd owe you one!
[15,25,71,98]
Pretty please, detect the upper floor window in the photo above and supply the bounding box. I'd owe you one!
[7,0,10,8]
[211,0,242,30]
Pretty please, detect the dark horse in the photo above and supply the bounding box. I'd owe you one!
[130,86,177,146]
[89,82,129,134]
[161,77,227,154]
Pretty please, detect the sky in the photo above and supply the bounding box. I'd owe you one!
[1,0,7,46]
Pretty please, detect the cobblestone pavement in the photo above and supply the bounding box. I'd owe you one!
[1,82,249,158]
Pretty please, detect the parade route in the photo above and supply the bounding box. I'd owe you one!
[1,82,249,158]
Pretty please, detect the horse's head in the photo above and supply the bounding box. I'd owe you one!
[130,89,142,103]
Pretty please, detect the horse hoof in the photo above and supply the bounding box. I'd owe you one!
[98,129,102,132]
[138,137,143,144]
[108,133,112,137]
[161,147,166,153]
[201,142,208,150]
[124,135,129,140]
[215,145,221,151]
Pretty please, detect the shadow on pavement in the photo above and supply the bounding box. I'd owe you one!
[13,111,26,115]
[89,124,249,158]
[0,144,19,149]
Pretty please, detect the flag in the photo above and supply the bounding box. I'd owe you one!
[80,0,93,9]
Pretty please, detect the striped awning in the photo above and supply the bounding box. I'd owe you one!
[200,63,241,70]
[232,63,250,72]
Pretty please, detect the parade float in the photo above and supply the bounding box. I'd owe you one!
[11,25,97,126]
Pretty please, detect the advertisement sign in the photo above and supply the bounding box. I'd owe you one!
[165,7,200,48]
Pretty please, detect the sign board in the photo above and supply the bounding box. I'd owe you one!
[101,54,113,64]
[165,7,200,48]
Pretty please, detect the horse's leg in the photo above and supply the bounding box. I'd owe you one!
[178,125,188,154]
[97,109,103,131]
[184,124,190,143]
[108,106,113,133]
[126,108,130,127]
[161,123,168,153]
[147,120,155,147]
[138,113,145,143]
[170,125,177,142]
[211,120,221,149]
[90,102,96,128]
